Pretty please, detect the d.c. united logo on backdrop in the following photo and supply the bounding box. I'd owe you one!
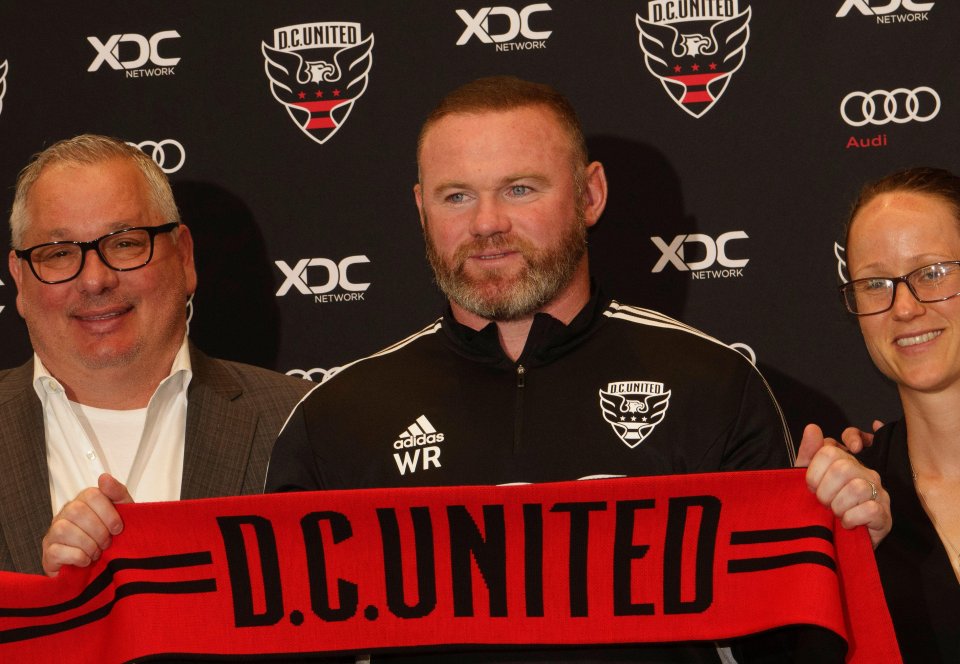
[262,22,374,144]
[635,1,751,118]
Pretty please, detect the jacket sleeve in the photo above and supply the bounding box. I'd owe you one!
[264,398,325,492]
[718,362,794,471]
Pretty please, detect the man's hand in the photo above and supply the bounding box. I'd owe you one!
[840,419,884,453]
[41,473,134,577]
[796,423,891,549]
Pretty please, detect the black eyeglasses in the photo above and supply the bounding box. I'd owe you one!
[839,261,960,316]
[15,222,180,285]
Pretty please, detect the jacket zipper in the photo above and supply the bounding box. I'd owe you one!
[514,364,525,451]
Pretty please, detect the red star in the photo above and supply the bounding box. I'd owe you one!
[332,88,341,97]
[297,91,306,100]
[691,63,700,72]
[315,90,324,98]
[673,64,682,73]
[709,62,718,70]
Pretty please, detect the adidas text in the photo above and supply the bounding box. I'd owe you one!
[394,433,445,450]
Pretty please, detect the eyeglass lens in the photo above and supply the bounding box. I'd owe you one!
[31,229,153,282]
[846,263,960,314]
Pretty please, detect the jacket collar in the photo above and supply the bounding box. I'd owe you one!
[439,284,610,369]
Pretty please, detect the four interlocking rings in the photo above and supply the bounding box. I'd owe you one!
[286,367,335,383]
[840,87,941,127]
[128,139,186,173]
[110,90,948,179]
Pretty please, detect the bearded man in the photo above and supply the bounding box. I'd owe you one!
[265,76,884,663]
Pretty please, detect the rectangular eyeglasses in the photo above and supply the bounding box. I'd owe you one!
[839,261,960,316]
[14,222,180,285]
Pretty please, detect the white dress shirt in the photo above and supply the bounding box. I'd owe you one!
[35,338,193,515]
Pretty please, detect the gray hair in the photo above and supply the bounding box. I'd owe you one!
[9,134,180,248]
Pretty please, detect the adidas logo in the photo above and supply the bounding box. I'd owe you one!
[393,415,445,449]
[392,415,445,475]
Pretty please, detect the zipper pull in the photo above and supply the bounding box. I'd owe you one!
[516,364,526,388]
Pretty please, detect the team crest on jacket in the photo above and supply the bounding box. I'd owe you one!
[635,1,751,118]
[599,381,671,448]
[262,22,374,144]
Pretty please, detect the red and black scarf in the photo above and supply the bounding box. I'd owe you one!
[0,469,899,662]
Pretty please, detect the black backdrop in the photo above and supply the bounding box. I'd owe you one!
[1,1,956,442]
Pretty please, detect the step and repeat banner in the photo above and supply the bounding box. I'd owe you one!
[0,1,956,439]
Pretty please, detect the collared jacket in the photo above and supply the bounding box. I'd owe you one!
[268,292,793,492]
[0,344,312,575]
[266,293,823,663]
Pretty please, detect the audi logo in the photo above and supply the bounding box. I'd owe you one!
[840,87,941,127]
[286,367,337,383]
[128,139,186,173]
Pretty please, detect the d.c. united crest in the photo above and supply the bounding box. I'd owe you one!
[636,1,751,118]
[262,22,374,144]
[599,381,671,448]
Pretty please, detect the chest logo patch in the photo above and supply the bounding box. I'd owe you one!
[392,415,445,476]
[599,381,672,448]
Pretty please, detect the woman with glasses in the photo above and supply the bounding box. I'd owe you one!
[838,167,960,663]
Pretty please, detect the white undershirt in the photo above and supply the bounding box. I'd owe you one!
[67,402,147,484]
[35,338,193,515]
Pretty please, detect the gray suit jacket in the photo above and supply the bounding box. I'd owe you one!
[0,345,312,574]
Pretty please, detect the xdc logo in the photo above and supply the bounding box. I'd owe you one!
[836,0,933,16]
[87,31,180,77]
[456,3,552,51]
[651,231,749,278]
[275,256,370,303]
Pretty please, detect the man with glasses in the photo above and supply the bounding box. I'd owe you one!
[0,134,311,575]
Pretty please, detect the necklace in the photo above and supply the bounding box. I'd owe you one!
[911,465,960,577]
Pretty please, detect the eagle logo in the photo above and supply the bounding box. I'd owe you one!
[599,381,672,448]
[636,4,751,118]
[262,24,374,145]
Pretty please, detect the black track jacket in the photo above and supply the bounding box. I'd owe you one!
[264,292,830,663]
